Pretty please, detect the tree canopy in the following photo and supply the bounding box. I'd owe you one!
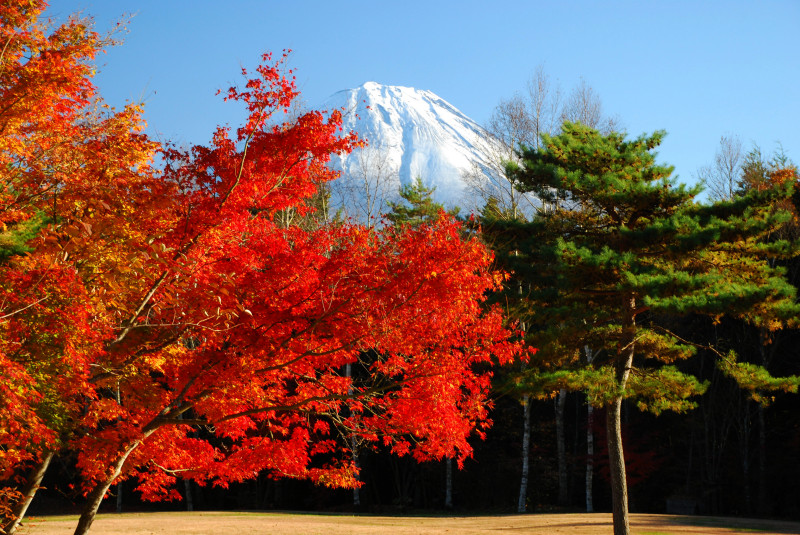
[0,4,518,534]
[385,176,458,228]
[497,122,800,535]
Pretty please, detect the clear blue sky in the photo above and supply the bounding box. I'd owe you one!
[47,1,799,189]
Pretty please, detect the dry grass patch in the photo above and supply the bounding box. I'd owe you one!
[16,511,800,535]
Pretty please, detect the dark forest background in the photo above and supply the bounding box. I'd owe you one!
[27,315,800,520]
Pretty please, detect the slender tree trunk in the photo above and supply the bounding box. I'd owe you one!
[756,328,771,516]
[517,394,531,513]
[757,404,767,515]
[516,307,531,514]
[115,384,124,514]
[345,363,361,507]
[607,297,636,535]
[445,457,453,509]
[390,457,414,509]
[4,450,54,535]
[183,479,194,512]
[607,396,629,535]
[174,411,194,512]
[556,388,568,506]
[115,482,123,513]
[73,439,145,535]
[584,346,595,513]
[741,399,752,515]
[586,403,594,513]
[351,436,361,507]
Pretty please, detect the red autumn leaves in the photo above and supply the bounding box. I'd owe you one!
[0,2,518,531]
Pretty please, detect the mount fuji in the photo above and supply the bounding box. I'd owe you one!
[319,82,506,216]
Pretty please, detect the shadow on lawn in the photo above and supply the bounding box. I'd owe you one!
[661,514,800,534]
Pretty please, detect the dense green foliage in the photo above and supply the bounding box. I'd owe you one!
[483,122,800,534]
[385,176,458,227]
[496,122,800,409]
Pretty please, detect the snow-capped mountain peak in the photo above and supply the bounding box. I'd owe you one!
[320,82,505,217]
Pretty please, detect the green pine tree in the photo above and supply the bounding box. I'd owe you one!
[498,122,800,535]
[385,176,458,228]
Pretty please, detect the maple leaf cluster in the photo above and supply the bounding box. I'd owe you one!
[0,2,518,530]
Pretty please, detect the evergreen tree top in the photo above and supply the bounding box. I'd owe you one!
[494,121,800,408]
[507,122,798,319]
[509,122,701,228]
[385,176,459,228]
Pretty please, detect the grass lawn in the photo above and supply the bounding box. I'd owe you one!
[16,511,800,535]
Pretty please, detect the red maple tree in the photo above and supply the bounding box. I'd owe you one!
[67,54,517,535]
[1,4,520,535]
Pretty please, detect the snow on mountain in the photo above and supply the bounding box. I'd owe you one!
[319,82,505,216]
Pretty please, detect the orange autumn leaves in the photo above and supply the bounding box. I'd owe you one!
[0,1,518,524]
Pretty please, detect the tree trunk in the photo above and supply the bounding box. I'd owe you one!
[607,396,629,535]
[556,388,568,506]
[607,297,636,535]
[115,384,124,514]
[390,456,414,510]
[756,328,772,516]
[584,346,595,513]
[740,399,752,515]
[4,450,54,535]
[73,439,144,535]
[351,437,361,507]
[517,394,531,513]
[516,305,531,514]
[757,404,767,515]
[445,457,453,509]
[183,479,194,512]
[345,363,361,507]
[586,403,594,513]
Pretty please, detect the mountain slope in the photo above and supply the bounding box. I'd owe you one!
[320,82,505,216]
